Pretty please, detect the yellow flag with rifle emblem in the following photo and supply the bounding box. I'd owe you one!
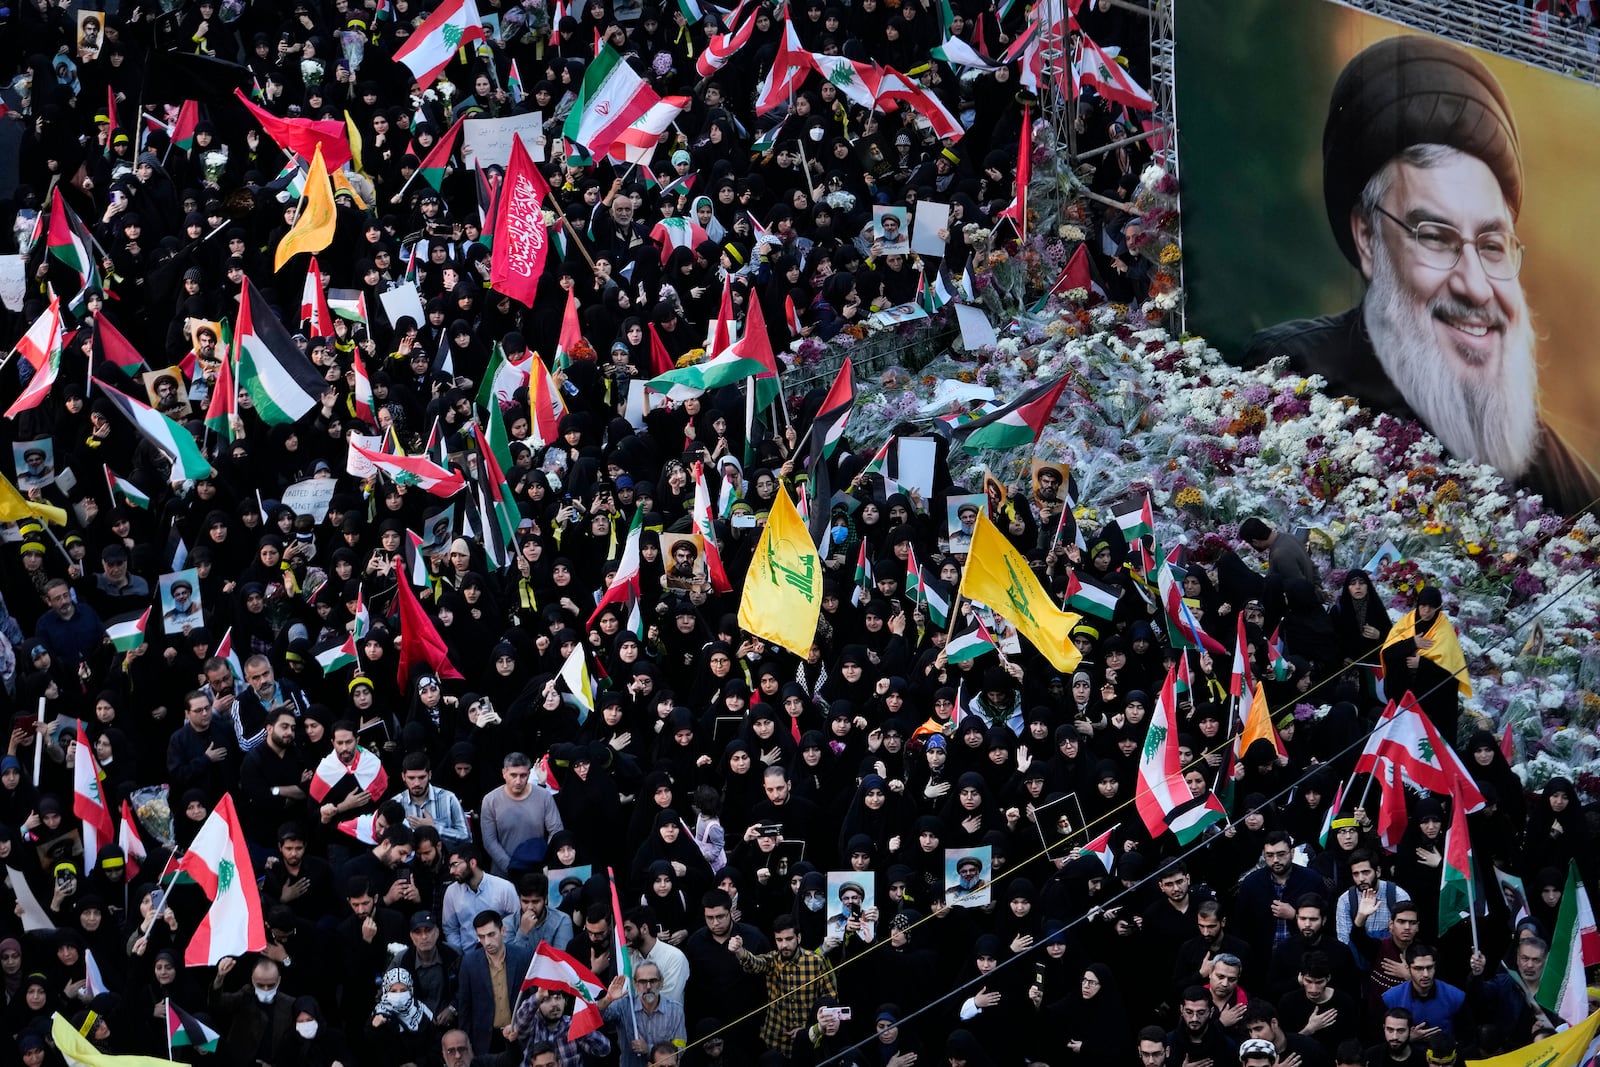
[960,511,1083,673]
[737,487,823,657]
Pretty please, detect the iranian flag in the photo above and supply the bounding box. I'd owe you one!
[521,942,608,1039]
[607,867,635,994]
[47,187,98,306]
[178,795,267,965]
[236,276,324,424]
[300,255,334,336]
[416,113,467,191]
[1157,560,1228,656]
[1072,24,1155,111]
[105,606,151,653]
[1538,861,1600,1026]
[393,0,487,88]
[692,461,732,593]
[526,361,565,447]
[806,52,881,108]
[167,1001,220,1054]
[315,634,358,674]
[99,385,215,483]
[588,508,643,627]
[647,346,767,401]
[563,45,656,158]
[951,373,1068,454]
[73,721,115,857]
[118,798,146,879]
[489,133,550,308]
[1064,570,1118,622]
[1353,694,1486,810]
[1135,667,1226,844]
[5,296,62,418]
[651,216,711,265]
[347,442,466,497]
[308,743,389,803]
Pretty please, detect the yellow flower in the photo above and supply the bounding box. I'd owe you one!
[1174,486,1205,508]
[1159,243,1182,265]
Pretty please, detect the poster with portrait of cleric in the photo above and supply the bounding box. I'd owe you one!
[1175,0,1600,514]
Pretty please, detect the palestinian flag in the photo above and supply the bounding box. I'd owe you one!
[47,188,98,309]
[553,288,584,369]
[1065,570,1118,622]
[916,566,954,629]
[562,45,656,158]
[811,356,856,460]
[118,797,146,879]
[327,288,369,324]
[931,35,999,71]
[416,114,467,191]
[203,345,238,442]
[235,277,324,424]
[470,421,520,559]
[951,373,1069,454]
[741,291,783,411]
[1113,492,1155,542]
[167,1001,220,1054]
[588,509,643,626]
[315,634,358,674]
[104,606,152,654]
[851,541,872,608]
[692,461,733,593]
[92,315,147,378]
[945,610,996,664]
[99,385,215,483]
[348,442,466,497]
[171,100,201,151]
[104,466,151,510]
[1438,784,1476,936]
[392,0,487,87]
[647,346,767,401]
[506,60,525,104]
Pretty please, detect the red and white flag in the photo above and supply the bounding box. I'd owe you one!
[179,795,267,965]
[1353,694,1485,811]
[692,462,733,593]
[1071,24,1155,111]
[300,254,334,337]
[392,0,487,87]
[521,942,608,1039]
[307,744,389,803]
[347,442,466,497]
[72,721,115,858]
[118,798,146,879]
[755,19,810,114]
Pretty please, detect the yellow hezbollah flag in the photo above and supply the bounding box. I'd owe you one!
[343,110,365,176]
[1236,681,1286,759]
[53,1012,174,1067]
[737,487,822,657]
[959,511,1082,673]
[1467,1005,1600,1067]
[273,144,338,270]
[0,474,67,527]
[1381,609,1472,697]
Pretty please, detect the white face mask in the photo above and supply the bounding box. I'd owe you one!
[296,1021,318,1039]
[803,895,825,912]
[254,986,278,1004]
[384,991,413,1012]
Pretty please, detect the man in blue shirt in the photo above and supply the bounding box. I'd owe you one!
[35,580,104,669]
[1381,944,1466,1041]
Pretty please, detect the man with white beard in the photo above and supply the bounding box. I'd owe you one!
[1246,35,1600,515]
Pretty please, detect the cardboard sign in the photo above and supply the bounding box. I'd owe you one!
[461,112,546,169]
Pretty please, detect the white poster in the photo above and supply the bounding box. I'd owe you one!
[378,282,426,331]
[955,303,998,351]
[0,255,25,312]
[894,437,938,503]
[461,112,547,169]
[280,477,338,522]
[346,433,384,478]
[910,201,950,258]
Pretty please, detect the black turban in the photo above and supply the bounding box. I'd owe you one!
[1323,35,1522,267]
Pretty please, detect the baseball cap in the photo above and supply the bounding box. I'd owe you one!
[410,910,440,931]
[1239,1039,1277,1061]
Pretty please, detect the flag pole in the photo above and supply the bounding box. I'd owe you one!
[31,698,46,787]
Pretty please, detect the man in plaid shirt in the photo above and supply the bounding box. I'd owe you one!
[730,916,838,1057]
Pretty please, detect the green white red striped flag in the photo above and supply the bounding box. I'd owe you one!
[562,45,656,158]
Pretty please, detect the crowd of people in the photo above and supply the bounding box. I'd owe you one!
[0,0,1585,1066]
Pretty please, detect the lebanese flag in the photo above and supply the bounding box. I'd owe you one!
[650,216,711,266]
[1372,755,1409,852]
[393,0,487,87]
[692,461,732,593]
[394,566,464,689]
[1353,694,1486,811]
[118,798,146,880]
[876,69,965,141]
[72,721,115,858]
[805,52,881,108]
[489,134,550,308]
[351,344,375,423]
[755,19,810,114]
[588,509,643,627]
[300,255,334,336]
[178,795,267,965]
[697,8,757,76]
[1135,667,1226,844]
[521,942,608,1039]
[307,743,390,804]
[608,95,691,165]
[785,294,804,336]
[1071,24,1155,111]
[996,105,1031,237]
[1229,609,1255,699]
[234,89,353,170]
[5,296,62,418]
[347,442,466,497]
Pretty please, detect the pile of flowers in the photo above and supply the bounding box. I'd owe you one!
[851,288,1600,794]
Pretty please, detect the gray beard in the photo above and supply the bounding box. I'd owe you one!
[1363,243,1541,478]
